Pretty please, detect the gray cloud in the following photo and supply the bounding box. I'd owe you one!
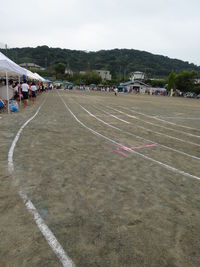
[0,0,200,64]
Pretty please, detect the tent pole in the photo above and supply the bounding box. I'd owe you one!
[6,71,10,114]
[18,76,21,105]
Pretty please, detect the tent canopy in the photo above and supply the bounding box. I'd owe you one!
[64,81,73,85]
[25,69,40,80]
[34,73,46,82]
[0,52,26,76]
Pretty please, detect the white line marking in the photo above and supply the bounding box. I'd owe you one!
[107,106,200,138]
[8,97,75,267]
[98,106,200,147]
[80,104,121,131]
[58,91,200,181]
[153,115,200,128]
[157,116,200,120]
[94,108,130,124]
[122,106,200,132]
[110,114,130,124]
[79,104,199,160]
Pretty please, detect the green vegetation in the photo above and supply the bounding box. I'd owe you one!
[146,79,167,88]
[55,63,66,75]
[166,70,200,93]
[175,70,197,92]
[2,46,200,92]
[168,70,176,91]
[67,71,102,85]
[1,46,200,79]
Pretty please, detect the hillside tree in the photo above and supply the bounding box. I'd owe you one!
[167,70,176,91]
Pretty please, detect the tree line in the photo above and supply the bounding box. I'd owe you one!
[1,46,200,92]
[1,46,200,78]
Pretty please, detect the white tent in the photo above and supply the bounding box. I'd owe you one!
[0,52,26,113]
[26,69,40,80]
[34,72,46,82]
[0,52,26,77]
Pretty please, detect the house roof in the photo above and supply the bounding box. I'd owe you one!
[20,63,41,68]
[134,71,144,74]
[95,70,110,73]
[121,80,149,87]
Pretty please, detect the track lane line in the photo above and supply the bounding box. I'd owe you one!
[8,95,75,267]
[97,106,200,148]
[106,106,200,138]
[58,91,200,181]
[80,104,121,131]
[95,108,130,124]
[79,104,200,161]
[121,106,200,132]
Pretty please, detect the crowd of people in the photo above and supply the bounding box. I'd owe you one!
[0,79,53,112]
[12,80,46,109]
[13,80,46,108]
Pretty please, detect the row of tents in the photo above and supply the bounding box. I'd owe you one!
[0,51,46,113]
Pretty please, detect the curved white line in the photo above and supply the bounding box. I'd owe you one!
[97,107,200,147]
[107,106,200,138]
[157,116,200,120]
[8,97,75,267]
[80,105,121,131]
[109,114,130,124]
[79,104,199,161]
[58,91,200,181]
[122,106,200,132]
[96,108,130,124]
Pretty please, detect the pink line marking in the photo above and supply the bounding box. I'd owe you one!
[115,143,156,157]
[120,145,132,152]
[115,146,128,157]
[115,150,128,157]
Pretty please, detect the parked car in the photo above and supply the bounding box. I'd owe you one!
[184,92,196,98]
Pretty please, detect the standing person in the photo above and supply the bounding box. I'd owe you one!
[114,87,118,96]
[36,82,40,93]
[41,83,44,92]
[18,82,22,104]
[30,81,37,104]
[21,80,29,108]
[13,82,19,100]
[28,81,31,97]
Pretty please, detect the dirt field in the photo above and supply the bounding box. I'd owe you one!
[0,90,200,267]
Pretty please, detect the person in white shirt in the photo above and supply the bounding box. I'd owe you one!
[21,80,29,108]
[114,88,118,96]
[30,81,37,104]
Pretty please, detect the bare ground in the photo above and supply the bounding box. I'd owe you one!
[0,90,200,267]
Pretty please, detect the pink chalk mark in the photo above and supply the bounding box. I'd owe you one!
[119,145,132,152]
[115,150,128,157]
[115,143,156,157]
[115,146,128,157]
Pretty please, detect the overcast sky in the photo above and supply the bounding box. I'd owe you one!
[1,0,200,65]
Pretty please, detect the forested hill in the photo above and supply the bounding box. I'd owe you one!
[1,46,200,77]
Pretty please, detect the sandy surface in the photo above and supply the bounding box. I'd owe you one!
[0,90,200,266]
